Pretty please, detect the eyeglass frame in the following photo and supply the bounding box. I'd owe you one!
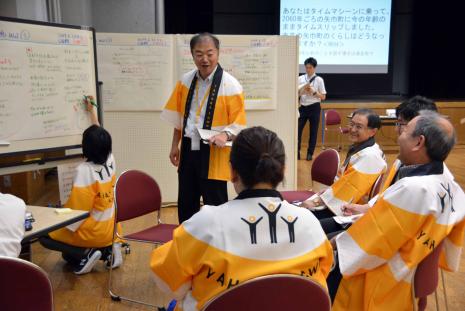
[347,121,371,131]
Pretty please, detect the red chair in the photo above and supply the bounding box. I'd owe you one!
[281,148,340,202]
[108,170,177,307]
[201,274,331,311]
[322,110,349,151]
[0,256,54,311]
[368,173,384,200]
[311,148,340,186]
[412,242,446,311]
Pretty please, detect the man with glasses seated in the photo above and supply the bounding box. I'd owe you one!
[330,111,465,310]
[301,109,387,226]
[342,95,445,218]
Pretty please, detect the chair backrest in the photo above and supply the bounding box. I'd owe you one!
[202,274,331,311]
[0,256,53,311]
[325,109,342,126]
[311,149,340,186]
[114,170,162,222]
[368,173,384,199]
[413,242,444,311]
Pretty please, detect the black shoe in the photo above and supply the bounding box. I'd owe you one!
[306,154,313,161]
[73,248,102,275]
[62,253,80,266]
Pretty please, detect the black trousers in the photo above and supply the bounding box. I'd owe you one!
[327,260,343,302]
[298,103,321,156]
[39,235,111,265]
[178,139,228,224]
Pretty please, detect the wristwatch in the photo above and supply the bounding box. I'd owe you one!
[223,131,233,141]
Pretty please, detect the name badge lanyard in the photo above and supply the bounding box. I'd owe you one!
[195,80,211,125]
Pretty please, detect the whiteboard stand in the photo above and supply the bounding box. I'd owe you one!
[98,81,104,127]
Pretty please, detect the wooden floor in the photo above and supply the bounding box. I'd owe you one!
[30,146,465,310]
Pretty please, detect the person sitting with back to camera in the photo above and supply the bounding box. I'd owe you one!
[150,126,333,311]
[39,96,123,275]
[301,109,387,224]
[0,192,26,258]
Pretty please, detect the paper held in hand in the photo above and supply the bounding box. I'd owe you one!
[197,128,232,147]
[304,193,350,216]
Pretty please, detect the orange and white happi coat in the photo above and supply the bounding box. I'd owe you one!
[50,154,117,248]
[160,66,246,181]
[150,189,333,311]
[333,161,465,311]
[320,141,387,212]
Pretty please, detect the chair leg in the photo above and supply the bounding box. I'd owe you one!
[434,290,439,311]
[411,280,418,311]
[107,238,161,307]
[441,269,449,311]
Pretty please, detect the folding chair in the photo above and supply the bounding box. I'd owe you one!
[322,110,349,151]
[202,274,331,311]
[412,242,448,311]
[368,173,384,200]
[108,170,177,307]
[0,256,54,311]
[281,148,339,202]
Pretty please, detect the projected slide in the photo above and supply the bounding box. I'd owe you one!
[280,0,392,73]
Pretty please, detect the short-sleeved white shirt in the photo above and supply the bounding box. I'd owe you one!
[298,74,326,106]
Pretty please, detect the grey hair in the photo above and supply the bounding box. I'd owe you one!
[411,110,456,162]
[190,33,220,53]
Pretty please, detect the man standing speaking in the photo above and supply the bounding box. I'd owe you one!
[161,33,246,223]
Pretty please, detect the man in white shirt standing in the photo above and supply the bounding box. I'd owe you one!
[298,57,327,161]
[0,192,26,257]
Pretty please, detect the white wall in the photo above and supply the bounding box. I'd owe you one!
[0,0,17,18]
[91,0,155,33]
[16,0,47,21]
[60,0,92,26]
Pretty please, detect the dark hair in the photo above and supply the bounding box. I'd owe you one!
[82,125,112,165]
[396,95,437,121]
[230,126,285,189]
[304,57,317,67]
[190,33,220,53]
[412,111,456,162]
[352,108,381,129]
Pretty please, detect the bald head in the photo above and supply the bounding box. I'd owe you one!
[411,111,456,162]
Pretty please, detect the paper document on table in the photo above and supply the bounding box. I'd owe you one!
[197,128,232,147]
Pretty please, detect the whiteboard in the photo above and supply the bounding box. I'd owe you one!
[0,17,98,156]
[97,33,278,111]
[96,33,174,111]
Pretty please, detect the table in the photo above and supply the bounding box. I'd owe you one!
[23,206,89,243]
[21,206,89,260]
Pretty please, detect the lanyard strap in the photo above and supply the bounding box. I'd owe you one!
[194,80,211,119]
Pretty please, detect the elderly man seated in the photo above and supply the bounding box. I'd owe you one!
[329,111,465,310]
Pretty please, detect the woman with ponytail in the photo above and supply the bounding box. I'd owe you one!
[150,126,333,311]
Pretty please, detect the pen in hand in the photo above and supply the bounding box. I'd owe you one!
[83,95,98,108]
[341,197,354,215]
